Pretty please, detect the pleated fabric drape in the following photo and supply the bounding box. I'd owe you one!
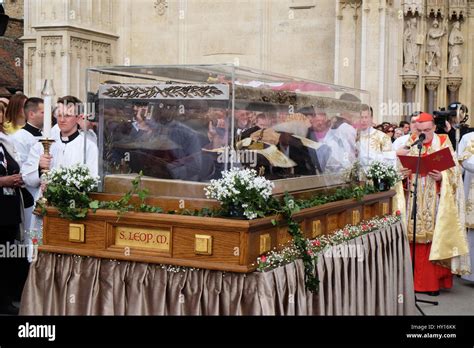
[20,221,416,315]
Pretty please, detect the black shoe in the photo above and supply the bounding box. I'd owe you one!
[426,291,440,296]
[416,290,440,296]
[0,303,19,315]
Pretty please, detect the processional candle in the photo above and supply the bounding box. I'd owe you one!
[41,80,55,138]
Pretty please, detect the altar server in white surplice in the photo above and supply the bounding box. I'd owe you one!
[457,131,474,282]
[357,105,396,170]
[22,96,98,234]
[51,120,97,144]
[11,97,44,231]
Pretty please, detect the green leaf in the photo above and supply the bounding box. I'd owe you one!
[89,200,99,209]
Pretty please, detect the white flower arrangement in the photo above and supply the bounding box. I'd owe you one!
[204,168,274,220]
[45,163,100,192]
[42,163,100,220]
[365,161,403,190]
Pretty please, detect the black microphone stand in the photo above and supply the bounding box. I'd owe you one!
[411,140,439,315]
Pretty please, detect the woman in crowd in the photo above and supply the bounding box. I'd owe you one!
[393,127,404,140]
[0,101,25,314]
[4,93,27,135]
[383,124,396,142]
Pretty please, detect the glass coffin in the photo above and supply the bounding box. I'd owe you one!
[85,64,370,198]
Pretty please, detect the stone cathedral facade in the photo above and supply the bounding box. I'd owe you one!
[18,0,474,123]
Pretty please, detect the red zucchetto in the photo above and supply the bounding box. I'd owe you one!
[414,112,434,122]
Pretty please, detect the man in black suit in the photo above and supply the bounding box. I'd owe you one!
[0,128,25,315]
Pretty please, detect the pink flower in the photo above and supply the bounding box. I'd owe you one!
[312,240,321,247]
[260,255,267,263]
[395,210,401,216]
[32,237,38,245]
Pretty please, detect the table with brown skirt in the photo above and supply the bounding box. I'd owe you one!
[20,221,415,315]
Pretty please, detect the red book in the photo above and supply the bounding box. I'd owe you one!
[398,147,456,176]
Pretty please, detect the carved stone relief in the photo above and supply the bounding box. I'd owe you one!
[403,18,420,74]
[71,37,90,59]
[154,0,168,16]
[425,19,447,75]
[403,0,423,16]
[92,41,112,65]
[426,0,445,18]
[448,21,464,75]
[448,0,467,19]
[26,47,37,67]
[42,36,63,56]
[337,0,362,20]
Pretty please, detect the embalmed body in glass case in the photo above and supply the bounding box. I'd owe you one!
[85,64,370,198]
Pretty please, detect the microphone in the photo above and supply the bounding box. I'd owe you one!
[410,133,426,147]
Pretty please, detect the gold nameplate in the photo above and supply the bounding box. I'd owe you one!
[382,202,389,215]
[352,210,361,225]
[260,233,271,254]
[312,220,322,238]
[195,234,213,255]
[115,226,171,252]
[69,223,85,243]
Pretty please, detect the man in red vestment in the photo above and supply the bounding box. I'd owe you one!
[397,112,470,295]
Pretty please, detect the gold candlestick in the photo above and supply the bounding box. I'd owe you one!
[39,138,55,175]
[38,138,55,206]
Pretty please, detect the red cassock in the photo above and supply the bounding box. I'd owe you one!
[410,243,453,292]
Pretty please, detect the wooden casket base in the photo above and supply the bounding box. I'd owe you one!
[40,191,395,273]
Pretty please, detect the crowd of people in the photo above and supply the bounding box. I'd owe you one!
[0,92,98,314]
[0,88,472,314]
[374,120,410,143]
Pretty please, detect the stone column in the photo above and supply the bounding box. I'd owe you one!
[402,75,418,104]
[446,77,462,103]
[402,75,418,120]
[425,76,440,114]
[20,0,118,99]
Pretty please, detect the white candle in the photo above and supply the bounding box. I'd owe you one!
[43,95,52,138]
[41,79,55,139]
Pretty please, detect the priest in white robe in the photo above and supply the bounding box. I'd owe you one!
[11,97,44,232]
[356,105,396,170]
[22,96,98,234]
[457,131,474,282]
